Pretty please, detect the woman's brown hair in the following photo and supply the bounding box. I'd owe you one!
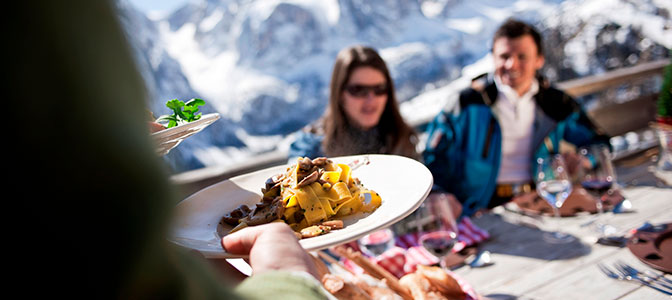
[318,45,419,159]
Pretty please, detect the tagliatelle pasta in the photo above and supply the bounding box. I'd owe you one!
[220,157,382,238]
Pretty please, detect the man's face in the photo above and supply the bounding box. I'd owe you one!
[492,35,545,96]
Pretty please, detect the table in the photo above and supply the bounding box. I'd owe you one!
[454,184,671,300]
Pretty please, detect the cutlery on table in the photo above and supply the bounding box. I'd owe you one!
[596,235,628,247]
[636,222,668,233]
[614,261,672,286]
[466,250,494,268]
[597,263,672,296]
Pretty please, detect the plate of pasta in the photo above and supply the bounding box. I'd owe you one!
[170,154,433,258]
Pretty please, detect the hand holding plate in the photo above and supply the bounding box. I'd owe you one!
[222,222,319,278]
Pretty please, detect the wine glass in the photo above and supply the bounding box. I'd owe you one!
[415,193,458,268]
[358,228,395,257]
[579,144,617,237]
[536,154,575,243]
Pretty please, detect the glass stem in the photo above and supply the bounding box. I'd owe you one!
[591,193,605,231]
[595,195,604,215]
[593,194,607,237]
[552,206,562,234]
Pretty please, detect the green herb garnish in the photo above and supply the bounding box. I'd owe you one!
[155,98,205,128]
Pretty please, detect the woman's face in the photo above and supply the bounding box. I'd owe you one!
[341,66,388,130]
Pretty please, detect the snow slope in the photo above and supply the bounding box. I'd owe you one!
[117,0,671,173]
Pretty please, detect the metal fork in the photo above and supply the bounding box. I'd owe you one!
[614,261,672,288]
[597,263,672,296]
[616,260,672,285]
[348,155,370,171]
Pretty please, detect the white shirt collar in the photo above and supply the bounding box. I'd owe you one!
[494,76,539,104]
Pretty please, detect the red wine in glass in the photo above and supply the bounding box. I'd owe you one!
[581,180,612,196]
[581,179,613,215]
[419,231,457,258]
[358,228,395,257]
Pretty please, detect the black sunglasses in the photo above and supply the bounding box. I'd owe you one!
[344,84,388,97]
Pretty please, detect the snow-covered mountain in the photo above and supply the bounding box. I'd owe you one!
[116,0,671,173]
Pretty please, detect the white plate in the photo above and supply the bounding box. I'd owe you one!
[151,113,220,156]
[170,154,433,258]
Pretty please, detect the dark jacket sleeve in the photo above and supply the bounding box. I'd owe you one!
[563,106,612,148]
[423,111,459,194]
[540,88,611,148]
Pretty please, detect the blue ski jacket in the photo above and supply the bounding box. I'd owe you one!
[423,74,609,217]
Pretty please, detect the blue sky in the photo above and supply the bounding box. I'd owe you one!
[128,0,189,13]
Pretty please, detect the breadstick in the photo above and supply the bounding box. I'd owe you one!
[317,250,355,275]
[332,246,413,300]
[310,252,330,279]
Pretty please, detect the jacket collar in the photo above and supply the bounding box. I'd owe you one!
[471,73,556,110]
[471,73,560,153]
[470,73,499,106]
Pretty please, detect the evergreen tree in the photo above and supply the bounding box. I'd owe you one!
[658,55,672,125]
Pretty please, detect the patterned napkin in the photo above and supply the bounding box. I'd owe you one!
[341,216,490,278]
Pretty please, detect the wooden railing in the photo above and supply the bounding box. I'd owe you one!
[556,59,668,98]
[558,59,669,138]
[171,58,670,197]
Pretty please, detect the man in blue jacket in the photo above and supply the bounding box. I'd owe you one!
[424,18,609,217]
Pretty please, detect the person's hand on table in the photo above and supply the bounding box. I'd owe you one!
[562,151,591,178]
[511,188,598,214]
[511,191,539,206]
[555,152,602,205]
[566,185,600,205]
[222,222,319,279]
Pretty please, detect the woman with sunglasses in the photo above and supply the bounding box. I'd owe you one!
[288,45,420,161]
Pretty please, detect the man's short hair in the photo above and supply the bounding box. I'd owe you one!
[492,18,543,56]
